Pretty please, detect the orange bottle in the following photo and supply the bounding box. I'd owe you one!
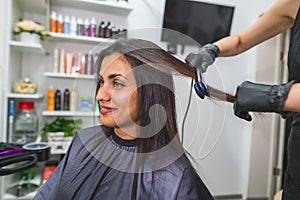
[47,85,55,111]
[57,14,64,33]
[50,11,58,32]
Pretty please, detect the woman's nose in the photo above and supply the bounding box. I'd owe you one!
[96,84,111,101]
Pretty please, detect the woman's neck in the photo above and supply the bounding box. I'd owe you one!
[114,126,139,140]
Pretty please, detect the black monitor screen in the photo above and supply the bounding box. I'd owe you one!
[162,0,235,46]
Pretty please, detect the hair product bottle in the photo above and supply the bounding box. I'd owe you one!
[65,53,74,74]
[70,85,77,111]
[63,88,70,110]
[53,48,59,73]
[80,53,86,74]
[111,26,118,38]
[89,17,97,37]
[47,85,55,111]
[64,15,70,34]
[57,14,64,33]
[8,99,15,142]
[59,49,65,74]
[77,18,84,36]
[70,16,77,36]
[50,11,58,32]
[86,51,94,75]
[72,53,80,74]
[104,21,111,38]
[98,21,105,38]
[83,18,90,36]
[55,89,61,110]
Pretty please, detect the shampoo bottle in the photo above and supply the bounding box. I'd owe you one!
[104,21,111,38]
[70,16,77,36]
[89,17,97,37]
[59,49,65,74]
[104,22,112,38]
[70,85,77,111]
[83,18,90,36]
[50,11,58,32]
[53,48,59,73]
[64,15,70,34]
[77,18,84,36]
[8,99,15,142]
[47,85,55,111]
[57,14,64,33]
[55,89,61,110]
[86,51,94,75]
[63,88,70,110]
[98,21,105,38]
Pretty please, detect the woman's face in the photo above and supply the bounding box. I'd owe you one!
[96,53,139,132]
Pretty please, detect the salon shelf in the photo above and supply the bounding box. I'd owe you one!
[50,0,133,16]
[7,93,45,99]
[10,41,45,55]
[42,111,95,117]
[46,32,116,44]
[44,72,95,80]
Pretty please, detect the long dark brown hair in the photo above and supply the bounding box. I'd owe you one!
[95,38,233,198]
[95,39,234,143]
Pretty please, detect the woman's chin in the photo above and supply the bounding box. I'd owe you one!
[100,118,116,128]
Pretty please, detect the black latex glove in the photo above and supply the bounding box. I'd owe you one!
[185,44,220,73]
[234,80,295,121]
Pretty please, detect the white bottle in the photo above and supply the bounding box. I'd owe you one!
[70,85,77,111]
[70,16,77,36]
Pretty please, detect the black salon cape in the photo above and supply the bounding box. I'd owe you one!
[34,125,214,200]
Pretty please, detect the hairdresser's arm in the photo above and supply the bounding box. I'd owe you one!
[215,0,300,56]
[283,83,300,112]
[233,81,299,121]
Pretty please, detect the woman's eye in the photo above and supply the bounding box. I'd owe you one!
[98,78,104,86]
[113,81,124,88]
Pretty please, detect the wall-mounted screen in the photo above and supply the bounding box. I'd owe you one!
[162,0,235,46]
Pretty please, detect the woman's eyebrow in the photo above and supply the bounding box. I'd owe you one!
[108,73,127,80]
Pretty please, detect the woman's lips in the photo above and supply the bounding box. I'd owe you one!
[100,106,116,114]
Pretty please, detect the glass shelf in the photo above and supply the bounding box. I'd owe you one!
[42,111,96,117]
[50,0,133,16]
[44,72,95,80]
[7,93,44,99]
[47,32,116,44]
[10,41,45,54]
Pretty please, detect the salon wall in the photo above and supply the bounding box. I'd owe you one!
[0,0,8,197]
[127,0,278,199]
[0,0,7,142]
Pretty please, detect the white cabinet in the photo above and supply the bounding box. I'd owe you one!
[1,0,132,199]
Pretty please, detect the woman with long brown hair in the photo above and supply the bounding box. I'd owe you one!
[34,38,231,200]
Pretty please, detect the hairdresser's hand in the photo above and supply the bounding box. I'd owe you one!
[233,80,295,121]
[185,44,220,73]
